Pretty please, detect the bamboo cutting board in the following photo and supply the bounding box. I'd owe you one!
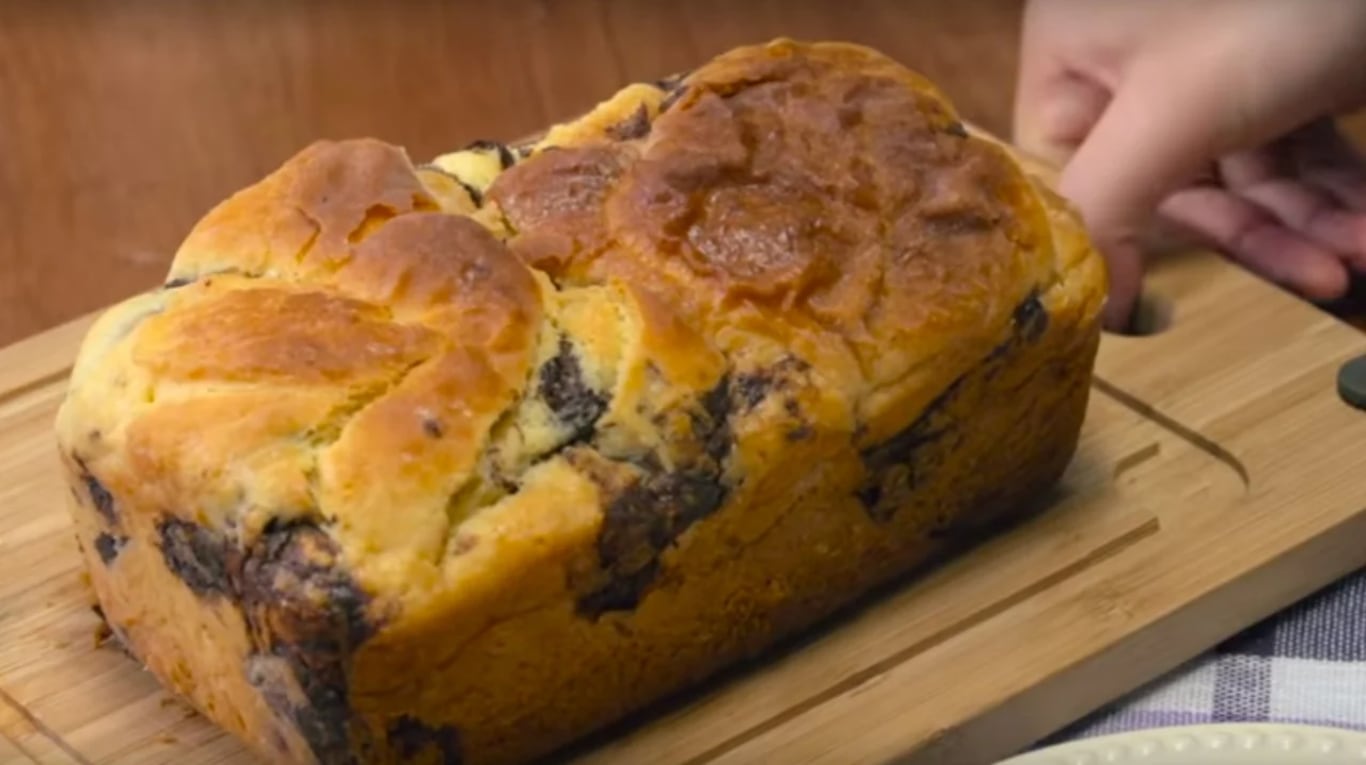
[4,174,1366,763]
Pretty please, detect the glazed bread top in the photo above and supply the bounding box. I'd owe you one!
[56,40,1105,622]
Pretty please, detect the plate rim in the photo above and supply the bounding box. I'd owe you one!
[997,723,1366,764]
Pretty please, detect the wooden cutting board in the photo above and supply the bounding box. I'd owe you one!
[5,187,1366,763]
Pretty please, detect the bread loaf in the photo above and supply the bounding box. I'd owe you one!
[55,39,1106,765]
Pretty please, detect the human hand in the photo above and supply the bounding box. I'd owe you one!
[1014,0,1366,330]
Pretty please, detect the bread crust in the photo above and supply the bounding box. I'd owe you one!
[56,39,1106,765]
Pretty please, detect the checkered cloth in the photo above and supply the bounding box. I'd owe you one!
[1042,567,1366,743]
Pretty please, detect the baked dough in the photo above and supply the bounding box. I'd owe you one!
[55,39,1106,765]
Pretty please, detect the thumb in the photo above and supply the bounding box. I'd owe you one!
[1013,70,1111,172]
[1058,58,1234,330]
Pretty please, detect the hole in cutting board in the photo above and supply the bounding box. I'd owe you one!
[1107,290,1174,337]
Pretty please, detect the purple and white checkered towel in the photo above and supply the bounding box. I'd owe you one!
[1043,567,1366,743]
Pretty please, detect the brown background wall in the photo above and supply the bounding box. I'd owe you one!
[1,1,1362,347]
[0,0,1024,347]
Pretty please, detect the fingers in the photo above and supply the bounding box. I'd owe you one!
[1055,59,1236,329]
[1233,178,1366,269]
[1012,0,1113,167]
[1309,165,1366,211]
[1291,121,1366,210]
[1158,185,1350,300]
[1013,0,1366,327]
[1057,59,1232,241]
[1220,138,1366,269]
[1100,239,1146,332]
[1013,70,1111,170]
[1217,149,1278,189]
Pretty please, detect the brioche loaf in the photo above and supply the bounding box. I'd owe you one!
[55,39,1106,765]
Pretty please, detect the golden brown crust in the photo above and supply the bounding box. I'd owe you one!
[491,39,1061,445]
[136,285,441,384]
[56,38,1107,765]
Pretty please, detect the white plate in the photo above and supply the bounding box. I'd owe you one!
[999,724,1366,764]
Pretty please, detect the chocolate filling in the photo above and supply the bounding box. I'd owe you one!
[538,337,608,442]
[458,180,484,207]
[578,468,727,616]
[387,716,463,764]
[698,374,734,464]
[80,467,117,525]
[422,417,444,439]
[465,139,516,170]
[659,83,690,113]
[857,292,1047,521]
[241,519,374,765]
[577,374,734,616]
[606,105,651,141]
[1012,292,1048,344]
[94,532,127,565]
[157,518,233,597]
